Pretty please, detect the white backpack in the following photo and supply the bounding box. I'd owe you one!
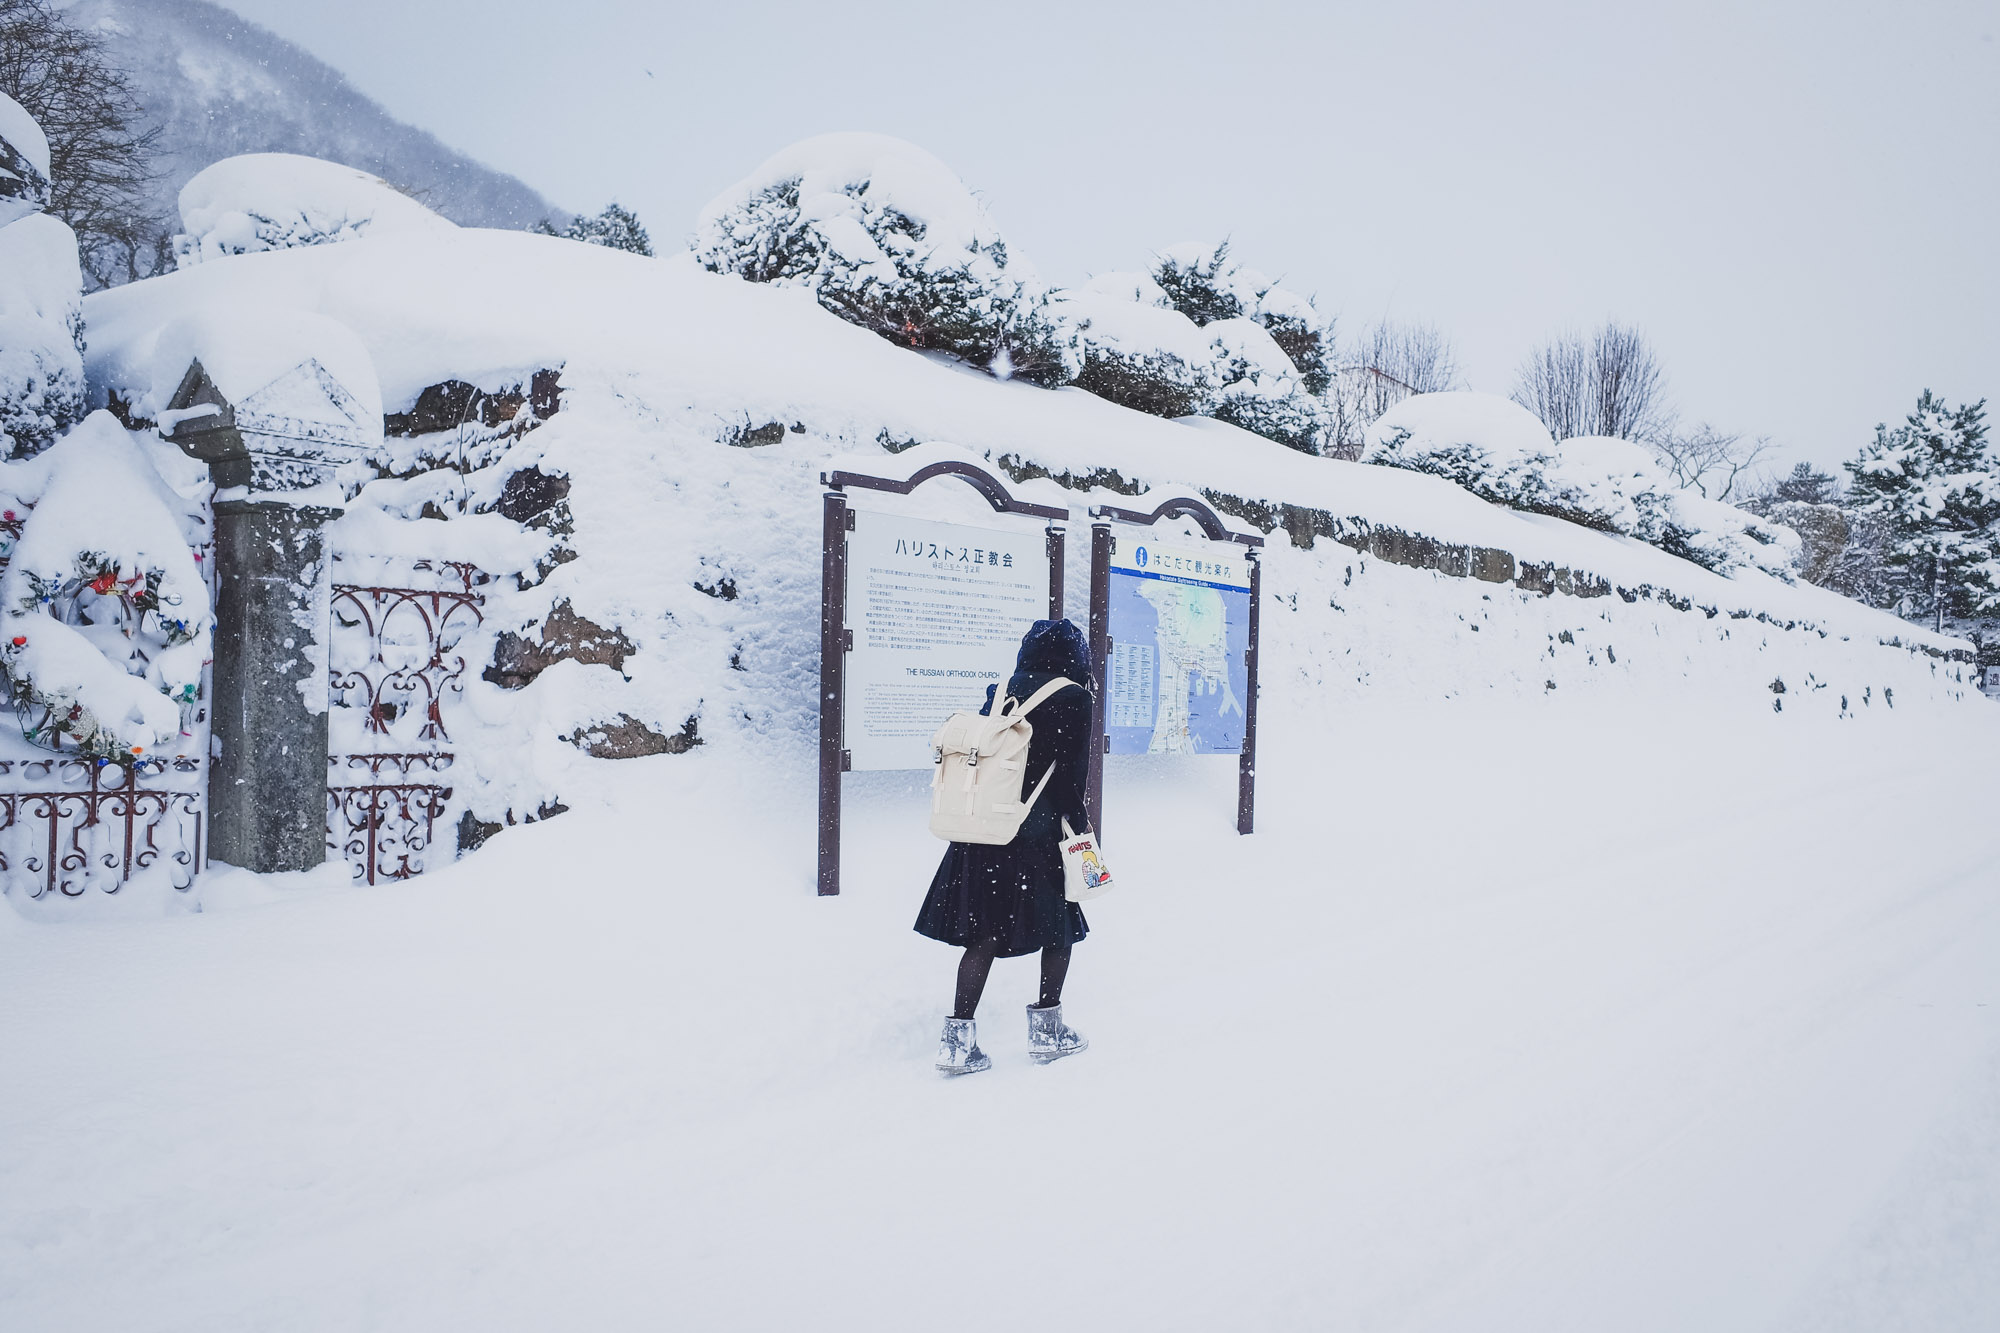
[928,677,1078,845]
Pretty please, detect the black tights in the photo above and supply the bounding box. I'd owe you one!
[952,941,1070,1020]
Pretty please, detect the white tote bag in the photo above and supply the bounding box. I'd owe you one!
[1058,819,1113,902]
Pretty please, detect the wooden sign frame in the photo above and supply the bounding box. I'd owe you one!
[1084,495,1265,839]
[817,459,1069,897]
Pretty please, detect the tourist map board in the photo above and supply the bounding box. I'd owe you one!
[844,509,1049,770]
[1105,533,1250,755]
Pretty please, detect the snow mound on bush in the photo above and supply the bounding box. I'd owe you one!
[0,413,213,757]
[0,213,86,458]
[0,90,52,228]
[690,132,1072,385]
[175,153,455,266]
[1056,258,1327,450]
[1203,315,1326,451]
[1052,285,1219,419]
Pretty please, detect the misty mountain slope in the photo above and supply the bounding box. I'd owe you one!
[68,0,558,245]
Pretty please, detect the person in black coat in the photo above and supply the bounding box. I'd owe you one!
[916,618,1093,1075]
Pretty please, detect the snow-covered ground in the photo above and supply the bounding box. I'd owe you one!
[4,670,1998,1331]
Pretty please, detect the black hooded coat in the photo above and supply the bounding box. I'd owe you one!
[914,619,1092,957]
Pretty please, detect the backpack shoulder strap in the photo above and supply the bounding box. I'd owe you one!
[1010,676,1078,721]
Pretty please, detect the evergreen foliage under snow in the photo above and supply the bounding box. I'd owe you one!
[537,203,654,256]
[1844,392,1999,627]
[691,133,1073,386]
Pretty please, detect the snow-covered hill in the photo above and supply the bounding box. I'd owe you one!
[68,0,558,268]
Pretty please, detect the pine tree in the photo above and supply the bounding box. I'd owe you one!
[1771,461,1838,504]
[1844,392,1998,631]
[565,203,652,256]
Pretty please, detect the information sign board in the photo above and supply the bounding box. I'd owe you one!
[1105,533,1251,755]
[845,510,1050,771]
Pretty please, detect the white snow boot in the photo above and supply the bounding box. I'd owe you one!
[935,1017,991,1076]
[1027,1003,1089,1064]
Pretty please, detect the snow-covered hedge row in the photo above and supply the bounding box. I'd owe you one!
[692,133,1074,386]
[691,139,1332,452]
[1365,393,1799,577]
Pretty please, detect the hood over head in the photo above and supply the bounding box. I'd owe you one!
[1014,618,1090,681]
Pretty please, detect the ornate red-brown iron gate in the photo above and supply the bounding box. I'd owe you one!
[0,757,204,899]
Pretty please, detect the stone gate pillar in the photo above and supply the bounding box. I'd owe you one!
[158,317,379,872]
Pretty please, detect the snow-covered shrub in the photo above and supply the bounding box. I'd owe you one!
[173,153,455,266]
[1151,241,1332,395]
[1658,490,1801,580]
[1366,393,1797,577]
[1204,316,1327,452]
[0,94,84,460]
[1053,274,1217,418]
[0,413,213,760]
[0,91,53,229]
[691,133,1074,386]
[0,214,86,459]
[1366,392,1586,519]
[1052,249,1329,450]
[1142,242,1330,450]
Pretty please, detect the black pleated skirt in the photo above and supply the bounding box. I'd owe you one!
[914,814,1089,958]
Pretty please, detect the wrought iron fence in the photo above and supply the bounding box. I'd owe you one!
[326,753,454,885]
[327,559,486,885]
[0,756,203,899]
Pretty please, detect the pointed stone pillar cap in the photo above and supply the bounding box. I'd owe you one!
[150,308,382,501]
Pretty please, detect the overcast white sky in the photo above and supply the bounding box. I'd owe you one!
[225,0,1997,471]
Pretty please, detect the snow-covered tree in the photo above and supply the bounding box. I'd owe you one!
[0,0,164,286]
[1769,461,1840,505]
[1844,392,1999,631]
[545,202,653,256]
[1512,322,1674,444]
[0,90,84,458]
[1324,321,1460,459]
[692,133,1073,386]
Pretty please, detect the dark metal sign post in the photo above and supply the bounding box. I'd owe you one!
[817,459,1068,897]
[1084,496,1265,842]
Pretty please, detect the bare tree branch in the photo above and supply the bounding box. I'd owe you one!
[1651,424,1774,500]
[0,0,166,285]
[1511,321,1674,444]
